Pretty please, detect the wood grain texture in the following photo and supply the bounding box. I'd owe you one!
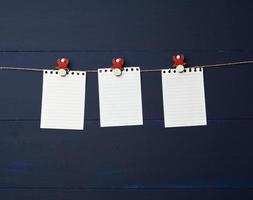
[0,0,252,51]
[0,0,253,199]
[1,190,253,200]
[0,120,253,188]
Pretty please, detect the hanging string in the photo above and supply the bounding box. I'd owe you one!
[0,66,45,72]
[140,60,253,72]
[1,60,253,73]
[194,60,253,68]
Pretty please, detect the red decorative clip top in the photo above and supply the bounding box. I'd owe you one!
[112,58,124,70]
[173,54,185,66]
[56,58,70,69]
[112,58,125,76]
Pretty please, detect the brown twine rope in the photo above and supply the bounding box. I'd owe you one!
[0,66,45,72]
[194,60,253,68]
[1,60,253,73]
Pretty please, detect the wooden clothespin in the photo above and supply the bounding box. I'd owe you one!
[112,57,125,76]
[172,54,186,73]
[56,58,70,76]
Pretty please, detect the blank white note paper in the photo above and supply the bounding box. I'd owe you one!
[40,70,86,130]
[98,67,143,127]
[162,68,207,128]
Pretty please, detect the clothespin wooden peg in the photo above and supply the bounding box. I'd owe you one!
[112,57,125,76]
[56,58,70,76]
[172,54,186,73]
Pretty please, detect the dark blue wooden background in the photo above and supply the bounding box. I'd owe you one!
[1,0,253,199]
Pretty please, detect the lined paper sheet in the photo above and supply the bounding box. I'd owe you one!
[40,70,86,130]
[98,67,143,127]
[161,68,207,128]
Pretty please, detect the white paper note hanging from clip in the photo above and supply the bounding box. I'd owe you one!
[98,67,143,127]
[40,70,86,130]
[161,68,207,128]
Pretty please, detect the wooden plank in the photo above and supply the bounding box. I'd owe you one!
[0,1,252,51]
[1,189,253,200]
[0,120,253,188]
